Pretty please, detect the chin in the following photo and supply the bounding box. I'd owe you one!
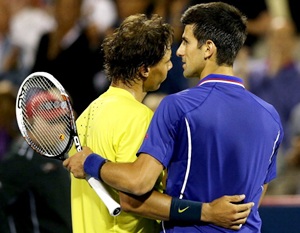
[148,85,160,92]
[184,71,197,79]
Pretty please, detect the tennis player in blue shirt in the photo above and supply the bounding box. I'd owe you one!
[65,2,283,232]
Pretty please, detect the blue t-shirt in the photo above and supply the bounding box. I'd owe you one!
[138,74,283,233]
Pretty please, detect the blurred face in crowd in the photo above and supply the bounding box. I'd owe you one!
[267,17,297,58]
[0,0,10,35]
[54,0,81,29]
[115,0,151,20]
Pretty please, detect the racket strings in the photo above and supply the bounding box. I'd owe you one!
[21,75,73,157]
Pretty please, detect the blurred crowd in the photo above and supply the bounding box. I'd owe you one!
[1,0,300,232]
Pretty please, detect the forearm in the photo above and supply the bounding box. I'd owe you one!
[119,190,171,220]
[99,154,163,195]
[100,161,152,195]
[121,190,240,224]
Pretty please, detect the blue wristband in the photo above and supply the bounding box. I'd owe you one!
[83,153,107,180]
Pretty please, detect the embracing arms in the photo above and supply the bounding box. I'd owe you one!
[63,146,254,230]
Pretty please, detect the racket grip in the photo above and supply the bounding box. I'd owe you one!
[86,175,121,216]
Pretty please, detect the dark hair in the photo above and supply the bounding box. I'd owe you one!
[181,2,247,66]
[102,14,173,85]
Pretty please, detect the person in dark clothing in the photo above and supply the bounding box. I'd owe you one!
[31,0,104,116]
[0,136,72,233]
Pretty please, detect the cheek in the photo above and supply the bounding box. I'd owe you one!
[189,49,203,64]
[152,67,166,81]
[161,67,170,81]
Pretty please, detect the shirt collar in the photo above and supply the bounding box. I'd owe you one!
[197,74,245,88]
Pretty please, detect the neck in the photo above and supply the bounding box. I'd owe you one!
[200,63,234,79]
[111,81,147,102]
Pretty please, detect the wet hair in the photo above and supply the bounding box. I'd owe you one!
[102,14,173,86]
[181,2,247,66]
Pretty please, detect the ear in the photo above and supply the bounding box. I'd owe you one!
[204,40,216,60]
[139,65,150,78]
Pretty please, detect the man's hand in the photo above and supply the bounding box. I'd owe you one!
[202,195,254,230]
[63,146,93,178]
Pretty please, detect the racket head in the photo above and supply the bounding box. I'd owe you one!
[16,72,77,160]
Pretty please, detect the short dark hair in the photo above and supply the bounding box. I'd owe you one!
[181,2,247,66]
[102,14,173,86]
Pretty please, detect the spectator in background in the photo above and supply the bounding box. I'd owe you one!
[0,137,72,233]
[265,102,300,195]
[0,0,13,82]
[0,0,25,84]
[113,0,153,24]
[4,0,55,86]
[0,80,18,160]
[266,100,300,195]
[31,0,103,116]
[81,0,117,95]
[81,0,117,36]
[245,17,300,152]
[287,0,300,35]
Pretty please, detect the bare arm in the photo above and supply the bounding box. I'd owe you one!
[101,153,164,195]
[120,191,253,230]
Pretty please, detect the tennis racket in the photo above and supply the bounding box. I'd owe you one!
[15,71,121,216]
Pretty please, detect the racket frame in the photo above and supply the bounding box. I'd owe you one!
[15,71,121,216]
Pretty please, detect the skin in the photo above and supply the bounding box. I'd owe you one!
[63,24,257,230]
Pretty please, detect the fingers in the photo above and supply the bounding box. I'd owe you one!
[229,223,243,231]
[62,154,86,178]
[236,202,255,213]
[82,146,93,155]
[62,158,70,167]
[227,204,253,231]
[226,194,255,215]
[224,196,254,230]
[62,158,72,174]
[225,194,246,203]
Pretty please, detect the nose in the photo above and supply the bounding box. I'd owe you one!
[176,43,183,57]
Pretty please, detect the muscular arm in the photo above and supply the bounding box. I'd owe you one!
[119,190,253,230]
[101,153,164,195]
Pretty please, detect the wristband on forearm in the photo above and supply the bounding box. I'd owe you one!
[169,197,202,222]
[83,153,107,181]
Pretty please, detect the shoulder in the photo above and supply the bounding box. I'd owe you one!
[158,87,208,112]
[247,91,282,125]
